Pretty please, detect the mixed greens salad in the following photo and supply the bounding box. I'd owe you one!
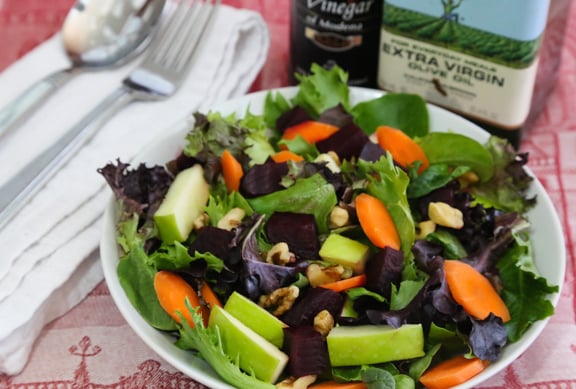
[99,64,558,389]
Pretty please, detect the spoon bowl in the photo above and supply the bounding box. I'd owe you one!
[0,0,166,138]
[62,0,165,68]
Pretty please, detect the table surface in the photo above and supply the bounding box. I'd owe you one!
[1,1,575,388]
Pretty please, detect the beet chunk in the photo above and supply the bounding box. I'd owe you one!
[188,226,235,262]
[276,105,312,132]
[316,122,369,161]
[266,212,319,260]
[282,287,344,327]
[365,247,404,299]
[240,161,289,198]
[283,326,330,377]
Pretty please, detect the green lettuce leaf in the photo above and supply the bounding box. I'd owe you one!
[292,63,351,116]
[471,136,536,213]
[497,229,559,342]
[351,93,429,137]
[247,173,337,233]
[117,241,177,331]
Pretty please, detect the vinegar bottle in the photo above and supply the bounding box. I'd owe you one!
[376,0,572,147]
[289,0,383,87]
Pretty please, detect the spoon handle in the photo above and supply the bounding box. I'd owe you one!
[0,69,77,139]
[0,86,135,232]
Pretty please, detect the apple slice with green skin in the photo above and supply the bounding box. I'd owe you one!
[224,291,287,348]
[154,164,210,244]
[319,233,370,274]
[208,305,289,383]
[327,324,425,366]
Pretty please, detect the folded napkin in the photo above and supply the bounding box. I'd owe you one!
[0,3,269,375]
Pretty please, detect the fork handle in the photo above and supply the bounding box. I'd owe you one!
[0,68,78,139]
[0,86,135,231]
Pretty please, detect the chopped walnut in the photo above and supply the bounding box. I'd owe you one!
[266,242,296,265]
[415,220,436,240]
[193,212,209,231]
[458,171,480,188]
[313,310,334,336]
[306,263,345,287]
[276,375,317,389]
[259,285,300,316]
[329,206,350,228]
[428,202,464,229]
[217,207,245,231]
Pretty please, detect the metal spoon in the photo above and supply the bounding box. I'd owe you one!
[0,0,166,139]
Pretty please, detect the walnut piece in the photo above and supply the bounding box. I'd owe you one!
[217,207,246,231]
[276,375,317,389]
[259,285,300,316]
[329,206,350,228]
[266,242,296,265]
[313,310,334,336]
[306,263,344,287]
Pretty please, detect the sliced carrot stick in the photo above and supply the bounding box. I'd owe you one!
[221,149,243,192]
[200,281,223,310]
[376,126,429,174]
[154,270,203,327]
[271,150,305,163]
[419,355,489,389]
[282,121,339,144]
[320,274,367,293]
[444,260,511,322]
[309,380,367,389]
[354,193,401,250]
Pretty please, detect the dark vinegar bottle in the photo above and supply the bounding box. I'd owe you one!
[289,0,383,88]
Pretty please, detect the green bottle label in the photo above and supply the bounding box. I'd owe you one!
[378,0,550,127]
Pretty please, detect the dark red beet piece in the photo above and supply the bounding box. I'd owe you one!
[240,161,289,198]
[316,122,369,161]
[281,287,344,327]
[359,141,386,162]
[365,247,404,299]
[283,326,330,377]
[317,104,354,128]
[188,226,235,262]
[276,105,313,132]
[266,212,319,260]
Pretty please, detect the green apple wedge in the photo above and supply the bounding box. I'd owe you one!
[327,324,425,366]
[154,164,210,244]
[319,233,370,274]
[209,305,289,383]
[224,291,287,348]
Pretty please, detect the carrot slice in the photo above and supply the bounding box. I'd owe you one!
[200,281,223,310]
[376,126,429,174]
[282,121,339,144]
[309,381,368,389]
[154,270,203,327]
[419,355,489,389]
[221,149,243,192]
[444,260,511,322]
[271,150,304,163]
[320,274,367,293]
[355,193,401,250]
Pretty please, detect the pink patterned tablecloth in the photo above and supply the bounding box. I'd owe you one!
[0,0,575,388]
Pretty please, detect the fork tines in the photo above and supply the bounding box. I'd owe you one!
[146,0,219,72]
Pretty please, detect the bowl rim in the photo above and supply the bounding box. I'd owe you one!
[100,86,566,389]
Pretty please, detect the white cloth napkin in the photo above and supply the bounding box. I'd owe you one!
[0,3,269,375]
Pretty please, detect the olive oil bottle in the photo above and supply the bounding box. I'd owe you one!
[377,0,571,147]
[289,0,383,87]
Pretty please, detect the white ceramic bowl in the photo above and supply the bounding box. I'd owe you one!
[100,87,566,388]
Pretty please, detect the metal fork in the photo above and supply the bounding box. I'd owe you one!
[0,0,220,231]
